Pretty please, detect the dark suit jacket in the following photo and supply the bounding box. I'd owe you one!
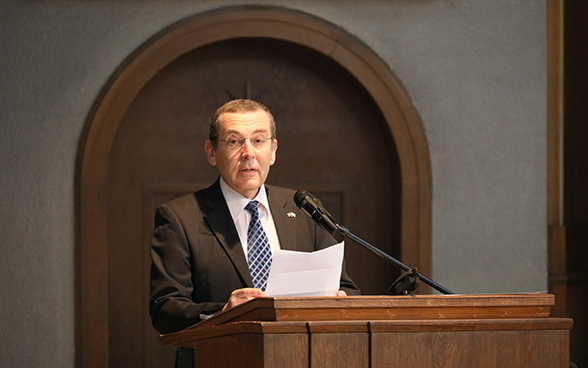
[149,179,360,334]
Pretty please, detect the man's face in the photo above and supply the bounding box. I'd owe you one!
[205,110,278,199]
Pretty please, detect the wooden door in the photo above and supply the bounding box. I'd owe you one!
[107,38,400,367]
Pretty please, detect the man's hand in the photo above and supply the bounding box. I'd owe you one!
[222,288,346,314]
[221,288,265,313]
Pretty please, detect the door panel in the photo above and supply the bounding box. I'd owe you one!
[107,38,400,367]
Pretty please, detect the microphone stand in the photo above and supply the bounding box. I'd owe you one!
[337,226,454,295]
[340,226,577,368]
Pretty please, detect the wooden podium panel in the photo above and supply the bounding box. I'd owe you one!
[159,295,573,368]
[369,319,571,368]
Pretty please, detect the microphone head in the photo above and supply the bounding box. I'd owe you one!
[293,190,342,236]
[294,190,312,209]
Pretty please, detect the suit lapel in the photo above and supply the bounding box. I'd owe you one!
[267,186,298,251]
[202,180,253,287]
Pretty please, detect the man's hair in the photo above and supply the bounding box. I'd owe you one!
[208,99,276,145]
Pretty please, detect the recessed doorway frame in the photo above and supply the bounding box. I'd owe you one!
[75,5,432,367]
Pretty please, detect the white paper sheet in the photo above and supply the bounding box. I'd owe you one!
[264,241,344,297]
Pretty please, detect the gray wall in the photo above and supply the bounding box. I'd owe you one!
[0,0,547,366]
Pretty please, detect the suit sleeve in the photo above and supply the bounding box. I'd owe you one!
[149,204,224,334]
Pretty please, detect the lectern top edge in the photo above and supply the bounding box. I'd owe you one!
[182,293,555,332]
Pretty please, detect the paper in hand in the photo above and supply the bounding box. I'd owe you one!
[264,241,344,297]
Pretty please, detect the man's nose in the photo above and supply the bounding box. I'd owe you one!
[240,139,255,157]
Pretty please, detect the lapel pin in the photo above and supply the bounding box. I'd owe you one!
[287,212,296,218]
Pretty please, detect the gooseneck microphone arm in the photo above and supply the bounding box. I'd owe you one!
[294,190,453,295]
[337,225,453,295]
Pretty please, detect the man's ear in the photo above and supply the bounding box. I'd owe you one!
[204,140,217,166]
[270,138,278,166]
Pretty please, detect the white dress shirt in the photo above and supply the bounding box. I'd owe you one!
[219,177,281,260]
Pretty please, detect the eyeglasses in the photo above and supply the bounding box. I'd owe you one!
[219,136,273,150]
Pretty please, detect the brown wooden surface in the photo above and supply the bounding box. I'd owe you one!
[310,330,369,368]
[547,0,568,320]
[561,0,588,365]
[161,317,572,346]
[371,325,569,368]
[173,325,308,368]
[161,318,572,368]
[159,295,572,368]
[188,294,556,330]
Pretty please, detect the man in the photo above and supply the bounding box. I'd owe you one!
[149,99,360,334]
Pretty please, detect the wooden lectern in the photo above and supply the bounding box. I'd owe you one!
[160,294,572,368]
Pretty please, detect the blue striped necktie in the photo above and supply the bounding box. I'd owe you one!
[245,201,273,291]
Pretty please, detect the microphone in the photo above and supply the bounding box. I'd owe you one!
[294,190,454,295]
[294,190,342,236]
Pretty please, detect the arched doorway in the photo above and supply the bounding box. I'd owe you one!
[76,6,431,367]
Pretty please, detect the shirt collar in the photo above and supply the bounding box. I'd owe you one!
[219,177,270,220]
